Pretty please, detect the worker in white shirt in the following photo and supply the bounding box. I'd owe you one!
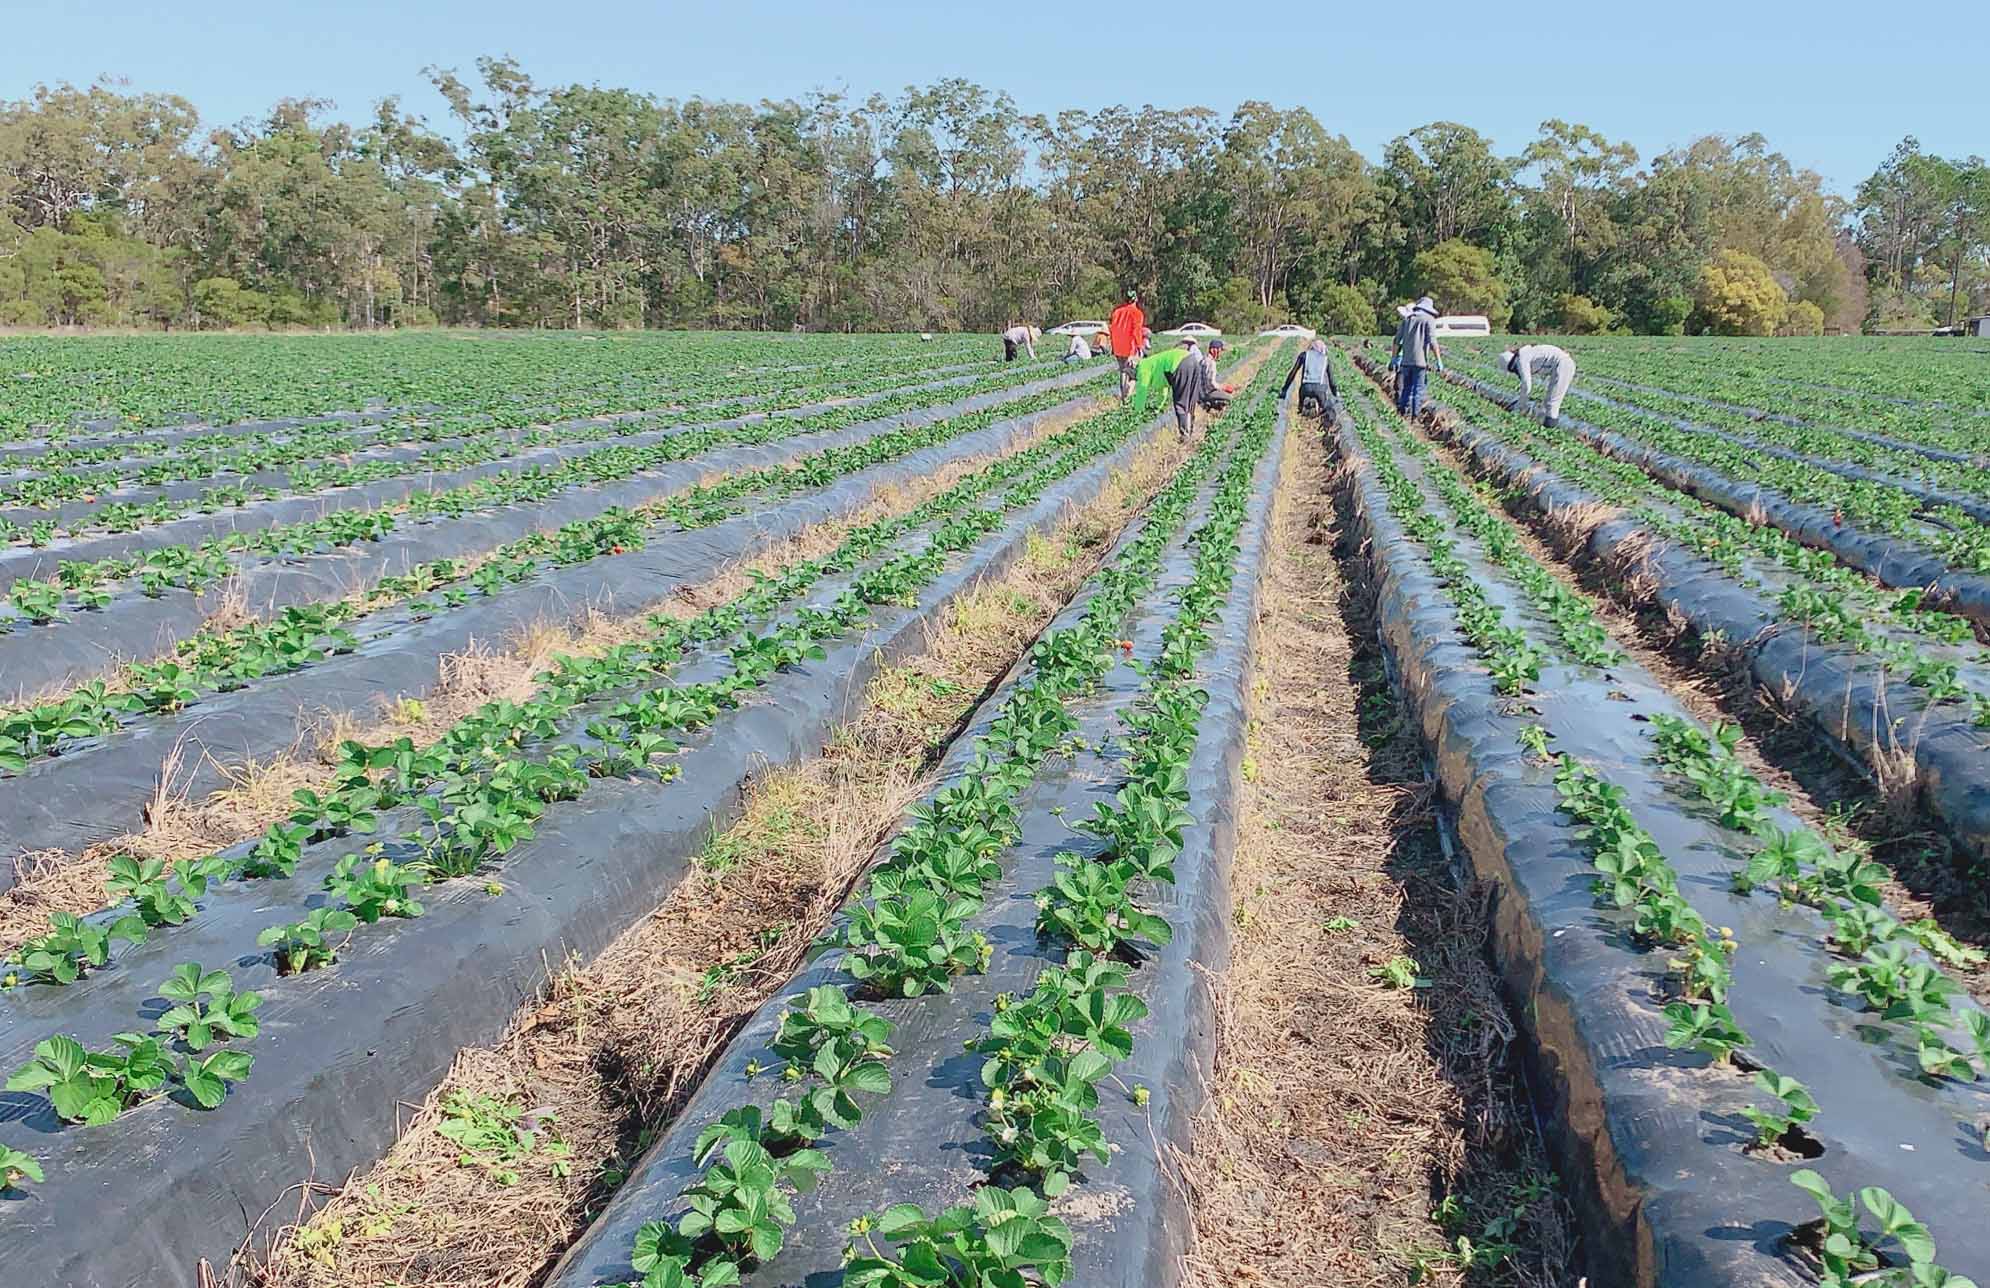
[1001,324,1039,362]
[1064,331,1094,363]
[1498,343,1577,426]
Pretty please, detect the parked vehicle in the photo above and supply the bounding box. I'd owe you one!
[1163,321,1221,337]
[1048,319,1108,337]
[1432,314,1491,337]
[1257,323,1317,339]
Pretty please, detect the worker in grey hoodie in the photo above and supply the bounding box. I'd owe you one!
[1498,343,1577,426]
[1390,296,1442,418]
[1279,337,1339,420]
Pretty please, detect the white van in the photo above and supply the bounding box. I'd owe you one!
[1432,314,1491,337]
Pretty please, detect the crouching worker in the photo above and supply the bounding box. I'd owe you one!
[1498,343,1576,427]
[1279,338,1340,423]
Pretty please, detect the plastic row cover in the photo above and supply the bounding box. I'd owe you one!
[0,366,1108,699]
[0,386,1120,874]
[0,401,1171,1288]
[542,404,1285,1288]
[1330,410,1990,1287]
[0,365,1107,596]
[1444,371,1990,628]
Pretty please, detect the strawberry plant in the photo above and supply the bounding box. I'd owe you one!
[1740,1070,1818,1153]
[258,906,360,973]
[843,1186,1075,1287]
[106,854,197,926]
[0,1144,43,1191]
[156,962,262,1051]
[1788,1170,1978,1288]
[180,1049,254,1109]
[9,909,149,984]
[1662,1000,1749,1065]
[675,1134,828,1266]
[7,1033,173,1124]
[837,879,989,998]
[326,852,426,922]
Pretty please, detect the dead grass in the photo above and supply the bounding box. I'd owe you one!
[0,408,1102,955]
[1181,426,1577,1288]
[228,399,1190,1288]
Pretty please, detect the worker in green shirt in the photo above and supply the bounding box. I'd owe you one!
[1129,341,1194,417]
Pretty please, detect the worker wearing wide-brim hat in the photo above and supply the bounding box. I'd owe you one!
[1390,296,1443,419]
[1498,342,1577,428]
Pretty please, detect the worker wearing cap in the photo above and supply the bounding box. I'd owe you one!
[1498,343,1577,427]
[1108,291,1146,402]
[1390,295,1442,419]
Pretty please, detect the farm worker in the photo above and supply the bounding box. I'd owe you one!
[1498,343,1577,427]
[1108,291,1146,401]
[1391,295,1442,419]
[1195,338,1236,411]
[1165,340,1211,437]
[1128,342,1191,418]
[1279,338,1341,419]
[1064,331,1093,363]
[1001,323,1039,362]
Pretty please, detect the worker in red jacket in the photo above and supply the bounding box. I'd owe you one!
[1108,291,1146,403]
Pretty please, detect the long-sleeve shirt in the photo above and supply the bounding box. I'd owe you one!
[1002,325,1037,359]
[1392,313,1438,368]
[1167,348,1215,411]
[1108,302,1145,359]
[1130,347,1189,415]
[1511,343,1575,398]
[1065,335,1091,360]
[1280,347,1338,398]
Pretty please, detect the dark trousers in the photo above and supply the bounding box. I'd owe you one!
[1298,381,1333,414]
[1003,338,1018,362]
[1396,365,1429,418]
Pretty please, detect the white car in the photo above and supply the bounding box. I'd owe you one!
[1258,323,1317,339]
[1048,319,1108,337]
[1162,321,1221,337]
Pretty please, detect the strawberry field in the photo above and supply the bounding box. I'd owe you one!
[3,329,1990,1288]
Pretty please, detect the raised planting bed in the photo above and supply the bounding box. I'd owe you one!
[1329,377,1990,1287]
[539,367,1286,1288]
[0,357,1064,539]
[0,372,1206,1288]
[0,361,1106,606]
[1358,353,1990,870]
[1430,367,1990,628]
[0,384,1117,870]
[0,366,1110,700]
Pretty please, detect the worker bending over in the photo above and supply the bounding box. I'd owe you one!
[1166,338,1230,437]
[1498,343,1576,426]
[1279,338,1339,421]
[1001,324,1039,362]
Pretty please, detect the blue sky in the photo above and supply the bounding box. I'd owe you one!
[4,0,1980,196]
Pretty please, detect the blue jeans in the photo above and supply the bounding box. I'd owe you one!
[1396,365,1429,418]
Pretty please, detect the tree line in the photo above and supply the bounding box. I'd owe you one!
[1,64,1984,336]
